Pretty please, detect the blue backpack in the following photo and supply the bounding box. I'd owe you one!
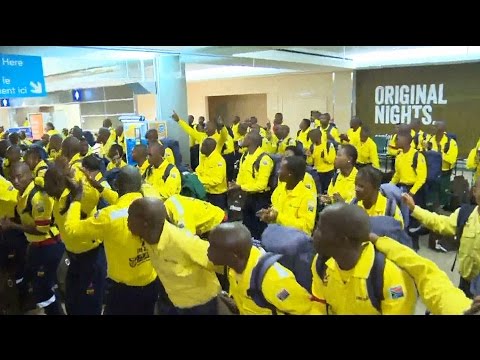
[261,224,315,291]
[161,138,186,171]
[305,165,321,195]
[315,249,386,313]
[247,251,285,314]
[413,150,442,185]
[368,216,413,248]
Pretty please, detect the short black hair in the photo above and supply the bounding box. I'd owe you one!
[285,145,304,157]
[24,146,43,159]
[301,118,311,127]
[397,125,412,141]
[357,165,383,190]
[284,156,306,182]
[341,144,358,165]
[82,154,102,171]
[109,143,124,157]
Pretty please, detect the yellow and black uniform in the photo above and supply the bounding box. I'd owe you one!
[145,221,220,313]
[196,149,228,209]
[52,188,106,315]
[375,236,472,314]
[357,137,380,169]
[32,159,50,188]
[311,141,336,194]
[343,127,362,149]
[228,246,315,315]
[296,129,311,150]
[427,133,458,172]
[412,129,428,151]
[319,124,341,145]
[0,175,18,218]
[387,134,401,157]
[302,171,318,197]
[232,123,241,142]
[17,181,64,314]
[311,242,417,314]
[274,137,297,155]
[178,118,228,165]
[63,192,160,315]
[106,159,127,171]
[271,180,317,236]
[144,160,182,201]
[390,147,427,196]
[412,205,480,293]
[136,160,150,177]
[327,167,358,204]
[158,141,175,166]
[466,146,480,182]
[426,133,458,207]
[115,132,127,155]
[236,147,274,240]
[164,194,226,237]
[356,193,404,228]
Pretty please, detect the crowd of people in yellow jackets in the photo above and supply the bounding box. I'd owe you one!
[0,110,479,316]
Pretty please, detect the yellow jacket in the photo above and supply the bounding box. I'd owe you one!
[311,142,336,173]
[144,160,182,200]
[426,133,458,171]
[412,205,480,281]
[178,119,228,163]
[356,192,404,228]
[320,125,341,145]
[274,137,297,155]
[229,246,314,315]
[106,159,127,171]
[237,147,274,193]
[295,129,311,150]
[357,138,380,169]
[16,181,60,243]
[271,180,317,235]
[146,221,220,308]
[343,127,362,149]
[32,159,49,188]
[311,242,417,314]
[52,188,101,254]
[375,236,472,314]
[195,151,227,194]
[466,147,480,181]
[136,160,150,177]
[303,171,318,197]
[390,147,427,195]
[63,193,158,287]
[327,167,358,203]
[387,134,401,157]
[0,175,18,219]
[164,194,225,236]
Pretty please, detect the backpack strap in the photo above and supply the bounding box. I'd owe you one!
[142,164,154,180]
[413,132,420,148]
[23,185,42,216]
[331,171,340,187]
[350,197,358,205]
[162,163,175,183]
[247,252,283,315]
[366,250,386,314]
[444,136,451,154]
[252,152,268,179]
[35,165,49,177]
[315,250,385,314]
[59,192,74,216]
[411,150,419,172]
[451,204,477,271]
[297,129,301,137]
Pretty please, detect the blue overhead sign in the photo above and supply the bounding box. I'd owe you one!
[72,89,83,102]
[8,127,33,139]
[0,99,9,107]
[0,54,47,98]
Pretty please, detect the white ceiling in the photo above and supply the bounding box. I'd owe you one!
[1,46,480,92]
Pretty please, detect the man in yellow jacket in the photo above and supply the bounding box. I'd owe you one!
[310,202,417,314]
[467,145,480,182]
[258,156,317,236]
[207,222,315,315]
[62,166,160,315]
[195,138,228,210]
[128,197,221,315]
[403,183,480,299]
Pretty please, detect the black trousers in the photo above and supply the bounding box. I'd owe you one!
[207,193,228,211]
[242,192,271,240]
[223,152,236,182]
[459,277,473,299]
[398,184,426,251]
[318,170,335,195]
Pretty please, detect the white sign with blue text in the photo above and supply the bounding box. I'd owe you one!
[0,53,47,98]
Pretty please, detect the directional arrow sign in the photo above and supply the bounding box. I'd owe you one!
[0,54,47,98]
[72,89,83,102]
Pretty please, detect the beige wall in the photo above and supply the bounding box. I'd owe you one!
[135,71,354,134]
[207,94,268,125]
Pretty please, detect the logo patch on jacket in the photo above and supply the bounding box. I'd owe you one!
[389,285,404,299]
[276,288,290,301]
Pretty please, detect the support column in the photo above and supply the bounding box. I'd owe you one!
[154,55,190,165]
